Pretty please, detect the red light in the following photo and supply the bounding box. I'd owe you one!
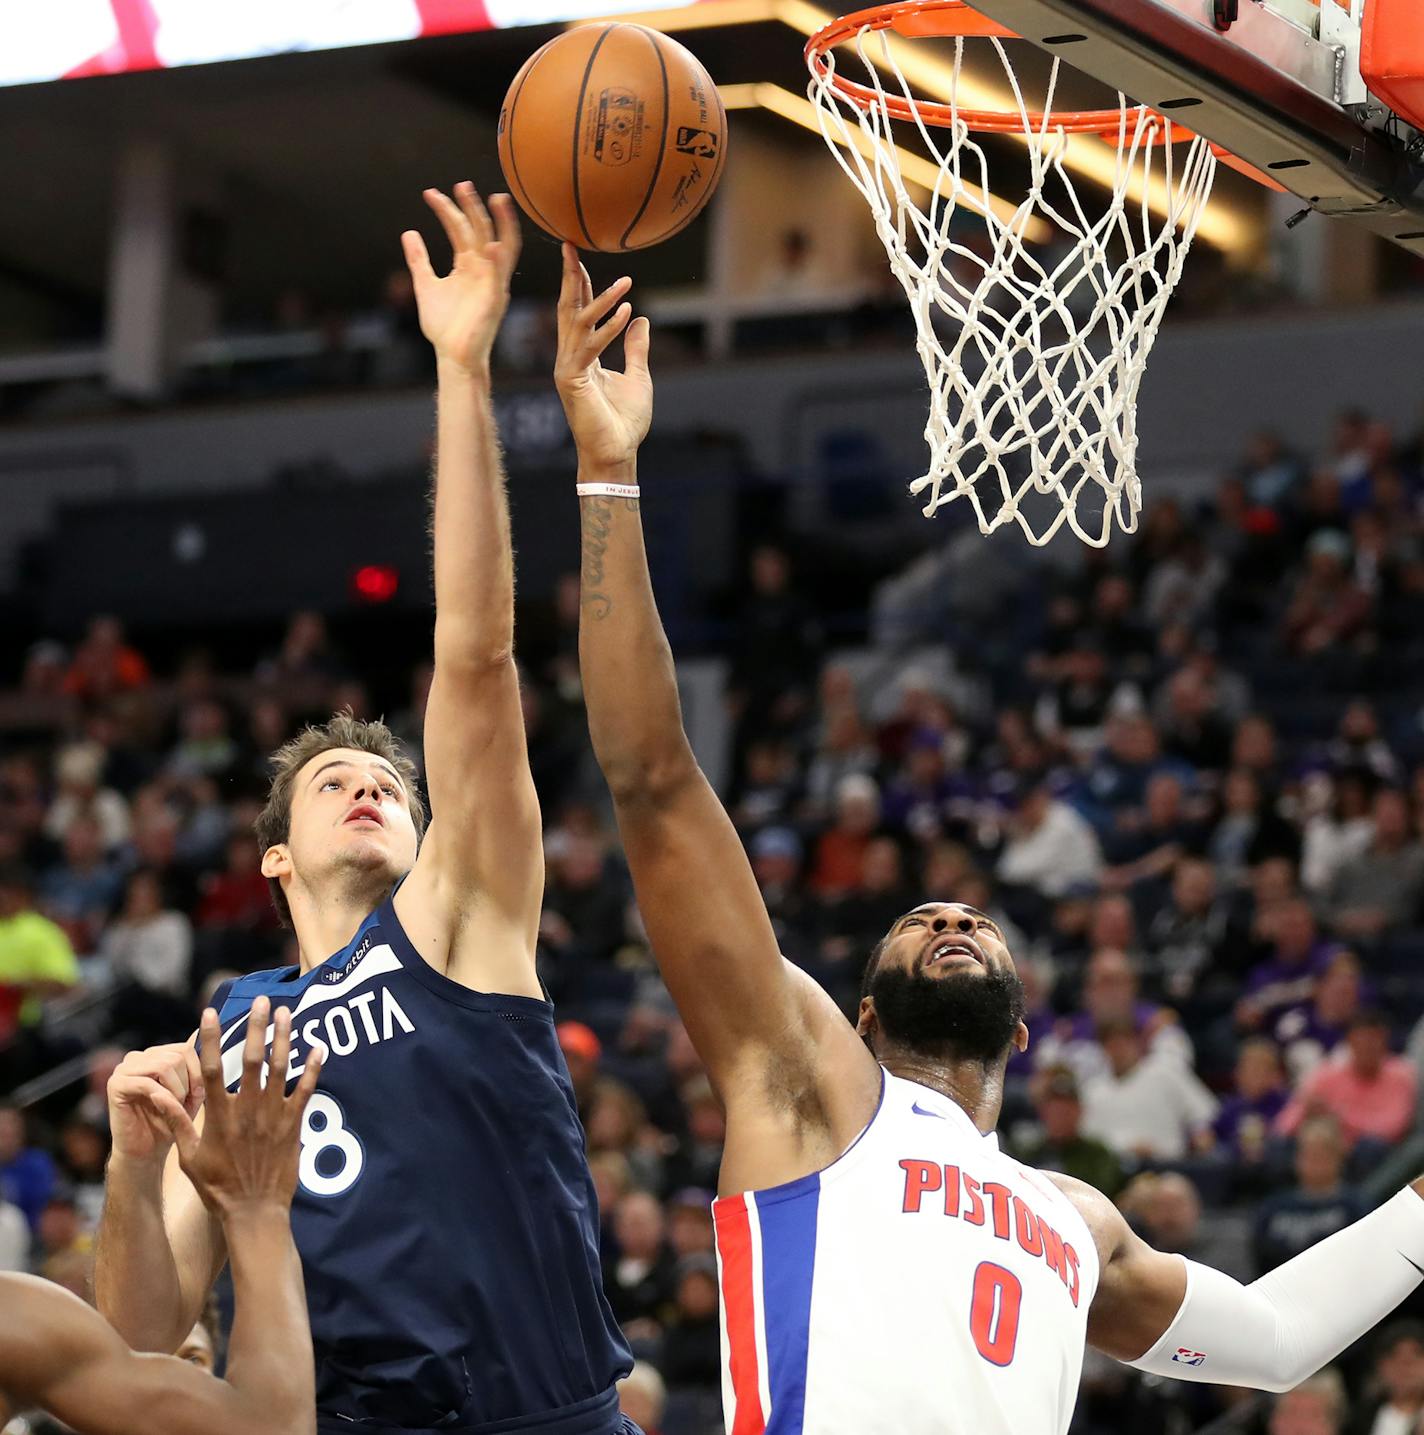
[352,565,399,603]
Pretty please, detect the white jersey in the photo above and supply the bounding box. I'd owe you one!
[712,1069,1101,1435]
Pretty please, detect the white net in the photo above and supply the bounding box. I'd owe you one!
[807,19,1218,546]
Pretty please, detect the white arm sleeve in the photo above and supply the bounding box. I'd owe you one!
[1129,1188,1424,1392]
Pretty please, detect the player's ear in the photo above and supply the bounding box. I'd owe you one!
[261,844,291,880]
[856,996,877,1041]
[1013,1019,1030,1055]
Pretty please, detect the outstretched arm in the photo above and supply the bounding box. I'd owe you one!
[395,186,543,995]
[1065,1172,1424,1390]
[10,1003,321,1435]
[555,252,876,1172]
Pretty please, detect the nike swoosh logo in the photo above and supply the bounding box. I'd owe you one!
[1402,1254,1424,1279]
[911,1102,947,1119]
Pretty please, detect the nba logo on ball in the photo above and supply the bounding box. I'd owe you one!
[1172,1349,1208,1367]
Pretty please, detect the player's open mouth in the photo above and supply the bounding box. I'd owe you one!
[925,936,984,968]
[344,805,384,827]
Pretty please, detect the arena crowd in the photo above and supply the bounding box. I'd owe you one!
[6,407,1424,1434]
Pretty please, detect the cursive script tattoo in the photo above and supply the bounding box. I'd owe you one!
[580,495,614,620]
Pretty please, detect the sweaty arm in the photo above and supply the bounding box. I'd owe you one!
[392,187,542,992]
[1070,1173,1424,1392]
[555,249,877,1169]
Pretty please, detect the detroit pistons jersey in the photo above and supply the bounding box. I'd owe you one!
[210,896,631,1435]
[712,1070,1100,1435]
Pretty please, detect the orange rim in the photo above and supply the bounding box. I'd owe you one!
[805,0,1285,187]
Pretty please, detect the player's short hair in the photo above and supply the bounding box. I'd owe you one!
[255,712,426,928]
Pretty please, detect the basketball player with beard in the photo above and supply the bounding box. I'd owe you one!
[554,250,1424,1435]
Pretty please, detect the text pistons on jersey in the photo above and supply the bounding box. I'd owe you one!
[899,1159,1083,1306]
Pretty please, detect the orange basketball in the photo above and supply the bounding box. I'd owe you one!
[497,24,727,253]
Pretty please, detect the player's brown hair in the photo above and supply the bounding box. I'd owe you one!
[255,712,426,928]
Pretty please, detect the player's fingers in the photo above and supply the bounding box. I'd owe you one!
[578,262,594,310]
[401,229,435,285]
[558,243,584,315]
[182,1040,205,1116]
[197,1008,226,1108]
[623,315,652,380]
[148,1088,201,1167]
[583,302,634,362]
[455,181,494,249]
[489,194,522,277]
[239,996,270,1097]
[267,1007,293,1105]
[424,187,476,257]
[291,1039,326,1119]
[577,276,632,334]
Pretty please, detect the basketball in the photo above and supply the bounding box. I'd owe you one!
[497,24,727,253]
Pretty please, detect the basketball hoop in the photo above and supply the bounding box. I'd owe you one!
[806,0,1261,547]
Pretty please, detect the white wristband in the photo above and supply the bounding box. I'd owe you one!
[576,482,640,500]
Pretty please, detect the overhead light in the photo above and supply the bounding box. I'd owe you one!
[720,81,1053,241]
[567,0,1256,254]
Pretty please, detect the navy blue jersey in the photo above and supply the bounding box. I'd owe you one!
[211,895,631,1435]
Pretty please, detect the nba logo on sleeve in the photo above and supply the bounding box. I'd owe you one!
[1172,1348,1207,1367]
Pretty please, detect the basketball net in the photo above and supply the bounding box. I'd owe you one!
[806,16,1219,546]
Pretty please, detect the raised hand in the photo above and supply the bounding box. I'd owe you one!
[402,183,522,377]
[107,1040,205,1165]
[148,998,324,1218]
[554,243,653,471]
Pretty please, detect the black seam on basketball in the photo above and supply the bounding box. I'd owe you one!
[505,41,561,244]
[637,74,727,249]
[619,28,670,251]
[571,25,616,250]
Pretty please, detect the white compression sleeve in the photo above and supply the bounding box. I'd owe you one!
[1129,1188,1424,1391]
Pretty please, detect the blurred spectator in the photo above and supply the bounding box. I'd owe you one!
[818,837,913,965]
[0,1104,56,1229]
[659,1255,722,1389]
[1302,771,1377,897]
[1277,1011,1416,1146]
[666,1189,715,1260]
[810,775,881,897]
[996,778,1104,900]
[1330,789,1424,941]
[0,1191,26,1271]
[1276,950,1365,1081]
[668,1078,724,1192]
[0,864,79,1054]
[256,610,346,690]
[1269,1370,1348,1435]
[750,827,816,963]
[1079,1018,1217,1163]
[557,1021,602,1122]
[604,1189,676,1328]
[57,1117,108,1228]
[1010,1066,1124,1198]
[1254,1115,1365,1274]
[1212,1037,1288,1164]
[617,1361,667,1435]
[37,813,122,955]
[1037,948,1192,1083]
[1349,1321,1424,1435]
[166,699,239,784]
[35,1190,89,1267]
[196,832,282,933]
[1238,899,1337,1034]
[1325,700,1401,786]
[43,741,130,850]
[542,835,627,967]
[1209,768,1299,888]
[1120,1170,1249,1278]
[1283,529,1371,655]
[1156,666,1233,773]
[61,616,151,702]
[1144,856,1227,1003]
[731,738,801,834]
[99,867,193,1003]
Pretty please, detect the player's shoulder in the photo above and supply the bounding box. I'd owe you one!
[210,965,300,1021]
[1039,1170,1131,1262]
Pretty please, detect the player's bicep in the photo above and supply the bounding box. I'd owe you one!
[612,767,800,1081]
[420,660,543,928]
[1086,1218,1190,1360]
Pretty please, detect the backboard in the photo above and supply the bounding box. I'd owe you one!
[953,0,1424,253]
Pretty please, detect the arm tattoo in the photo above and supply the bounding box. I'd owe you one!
[580,496,614,620]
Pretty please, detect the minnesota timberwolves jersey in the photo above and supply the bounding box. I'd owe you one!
[210,895,632,1435]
